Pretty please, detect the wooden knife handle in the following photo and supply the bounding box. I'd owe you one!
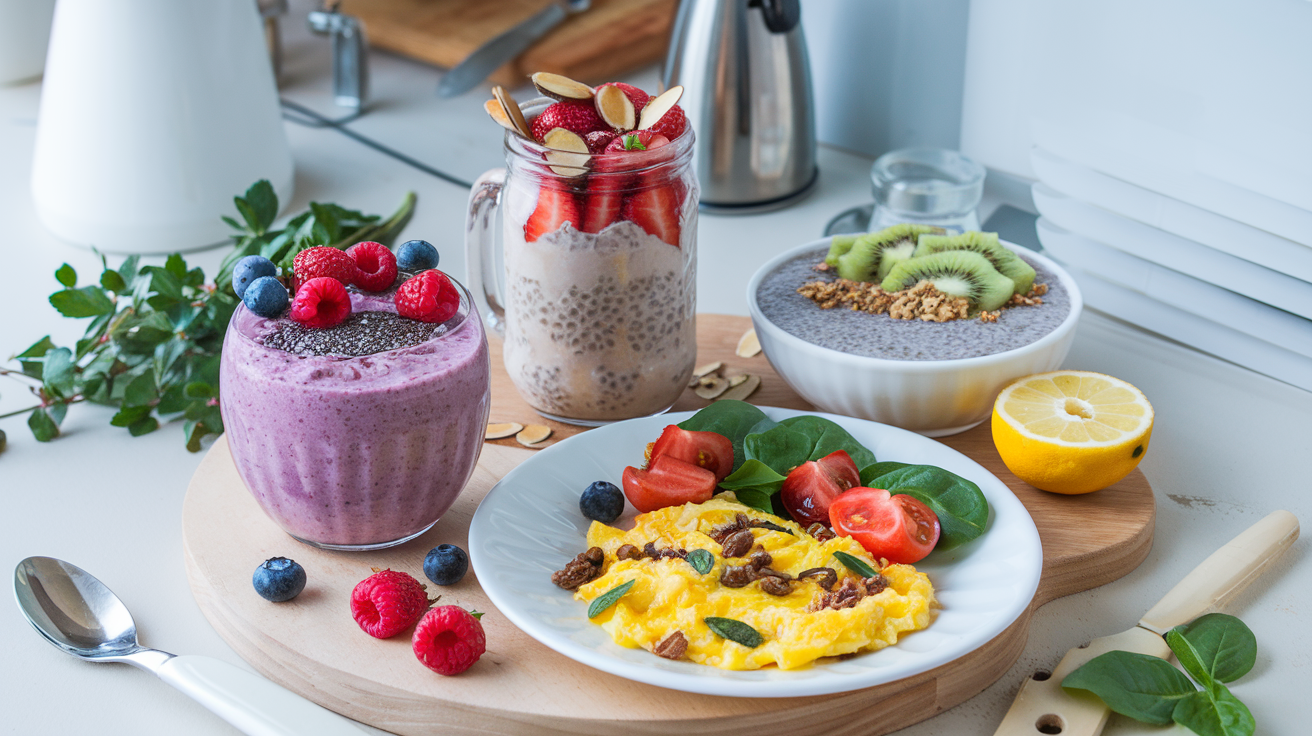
[1139,509,1299,633]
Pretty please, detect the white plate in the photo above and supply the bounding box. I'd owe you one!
[468,407,1042,698]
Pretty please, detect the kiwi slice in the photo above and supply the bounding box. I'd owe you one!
[835,224,946,282]
[881,251,1016,312]
[914,231,1036,295]
[824,235,859,267]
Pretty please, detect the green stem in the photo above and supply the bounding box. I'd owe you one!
[0,396,85,420]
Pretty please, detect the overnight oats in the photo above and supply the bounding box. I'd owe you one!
[468,76,698,424]
[757,226,1071,360]
[220,245,490,550]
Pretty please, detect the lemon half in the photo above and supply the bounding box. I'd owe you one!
[991,371,1153,494]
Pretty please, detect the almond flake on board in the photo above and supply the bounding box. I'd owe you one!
[736,329,762,358]
[516,424,553,447]
[726,374,749,388]
[485,422,524,440]
[694,375,729,400]
[717,374,760,402]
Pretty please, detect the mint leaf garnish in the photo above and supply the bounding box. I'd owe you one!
[704,617,763,648]
[833,550,878,578]
[587,580,635,619]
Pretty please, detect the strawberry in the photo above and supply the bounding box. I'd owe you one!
[289,277,352,328]
[597,82,649,112]
[292,246,359,293]
[584,130,619,154]
[586,132,672,235]
[581,189,623,234]
[395,270,460,323]
[602,130,670,154]
[524,185,581,241]
[645,102,687,140]
[412,606,487,676]
[621,183,682,247]
[346,241,398,292]
[530,100,607,142]
[351,569,431,639]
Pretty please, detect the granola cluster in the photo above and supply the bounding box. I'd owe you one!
[806,574,890,612]
[797,272,1050,325]
[978,283,1048,323]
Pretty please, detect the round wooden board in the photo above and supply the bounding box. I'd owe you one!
[183,315,1154,736]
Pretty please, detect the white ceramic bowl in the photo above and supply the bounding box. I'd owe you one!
[747,238,1083,436]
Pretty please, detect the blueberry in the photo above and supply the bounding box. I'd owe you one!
[423,544,469,586]
[252,557,306,602]
[233,255,278,299]
[580,481,624,523]
[243,276,289,318]
[396,240,439,272]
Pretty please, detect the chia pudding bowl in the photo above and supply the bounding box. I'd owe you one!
[747,237,1083,436]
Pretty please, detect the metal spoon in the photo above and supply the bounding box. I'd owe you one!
[14,556,365,735]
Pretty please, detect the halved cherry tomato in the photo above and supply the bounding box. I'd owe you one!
[622,455,717,513]
[780,450,861,526]
[828,488,941,564]
[648,425,734,482]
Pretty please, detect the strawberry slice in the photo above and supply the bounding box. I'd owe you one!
[581,189,623,234]
[524,185,580,242]
[621,184,682,247]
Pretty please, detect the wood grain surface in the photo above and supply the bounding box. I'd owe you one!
[339,0,678,88]
[183,314,1154,735]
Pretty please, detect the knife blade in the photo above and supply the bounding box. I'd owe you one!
[992,509,1299,736]
[437,0,590,99]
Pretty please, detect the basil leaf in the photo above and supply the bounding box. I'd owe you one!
[1170,613,1257,685]
[744,423,813,473]
[1062,650,1197,725]
[1172,684,1254,736]
[686,549,714,575]
[730,488,774,515]
[833,551,878,578]
[587,580,635,619]
[864,464,989,550]
[704,617,763,648]
[778,415,878,468]
[677,400,770,471]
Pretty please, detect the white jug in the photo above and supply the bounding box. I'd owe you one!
[31,0,293,253]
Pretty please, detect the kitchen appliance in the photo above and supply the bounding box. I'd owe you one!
[30,0,293,253]
[663,0,818,213]
[0,0,55,85]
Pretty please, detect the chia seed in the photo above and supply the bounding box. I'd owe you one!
[756,246,1071,361]
[261,311,442,357]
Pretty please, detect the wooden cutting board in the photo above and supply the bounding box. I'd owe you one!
[339,0,678,88]
[182,314,1154,736]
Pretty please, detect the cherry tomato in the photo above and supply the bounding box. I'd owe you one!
[648,425,734,482]
[622,455,717,513]
[828,488,941,564]
[780,450,861,526]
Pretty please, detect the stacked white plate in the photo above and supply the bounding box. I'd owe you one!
[1031,146,1312,392]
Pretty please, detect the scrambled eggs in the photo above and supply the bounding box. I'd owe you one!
[574,495,936,670]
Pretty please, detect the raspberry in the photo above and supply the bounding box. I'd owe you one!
[289,277,351,328]
[412,606,486,675]
[292,246,359,293]
[351,569,431,639]
[347,241,398,292]
[395,270,460,323]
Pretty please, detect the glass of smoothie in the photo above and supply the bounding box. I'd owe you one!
[466,97,698,426]
[219,278,491,550]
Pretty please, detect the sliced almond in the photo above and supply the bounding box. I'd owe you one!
[688,360,725,387]
[718,374,760,402]
[542,127,591,177]
[694,375,729,400]
[484,99,517,133]
[594,84,635,131]
[638,85,684,131]
[531,72,594,101]
[516,424,553,447]
[492,85,531,138]
[726,374,749,388]
[736,329,762,358]
[485,422,524,440]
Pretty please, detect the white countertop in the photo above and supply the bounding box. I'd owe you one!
[1,13,1308,736]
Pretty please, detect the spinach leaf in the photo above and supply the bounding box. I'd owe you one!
[719,459,787,493]
[1173,685,1255,736]
[728,488,774,515]
[864,464,989,549]
[860,461,910,486]
[743,423,813,473]
[1062,650,1197,725]
[678,400,770,471]
[1168,614,1256,685]
[778,415,878,468]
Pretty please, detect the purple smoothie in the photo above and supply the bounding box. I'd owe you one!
[220,286,490,549]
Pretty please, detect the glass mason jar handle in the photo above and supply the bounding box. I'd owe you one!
[464,168,506,338]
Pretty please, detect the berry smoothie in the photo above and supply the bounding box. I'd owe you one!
[220,287,490,550]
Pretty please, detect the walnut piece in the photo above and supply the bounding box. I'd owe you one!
[551,547,605,590]
[654,631,689,660]
[720,529,754,558]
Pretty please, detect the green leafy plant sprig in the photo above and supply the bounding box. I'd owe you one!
[2,181,416,450]
[1063,613,1258,736]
